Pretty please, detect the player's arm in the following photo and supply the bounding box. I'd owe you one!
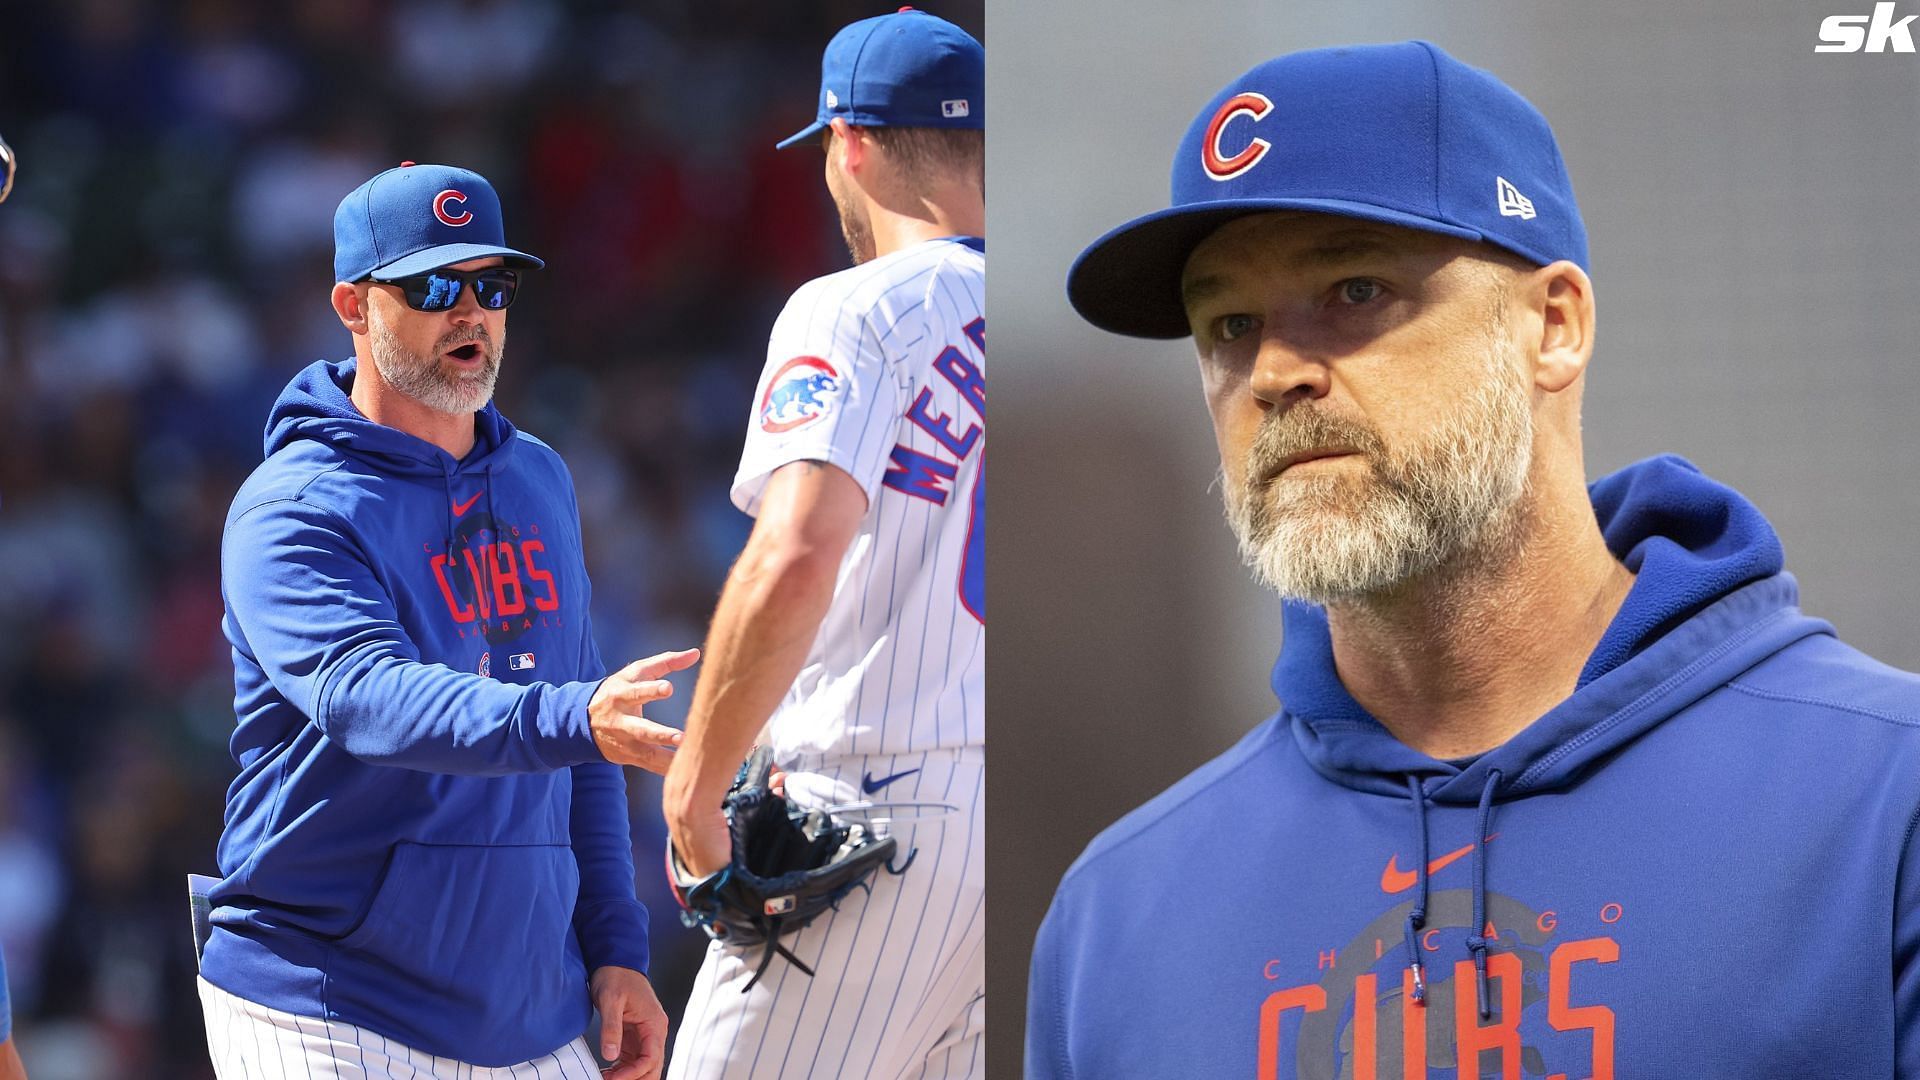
[564,602,668,1079]
[224,499,689,776]
[658,460,867,876]
[573,749,668,1080]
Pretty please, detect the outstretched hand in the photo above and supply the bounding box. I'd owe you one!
[589,649,701,774]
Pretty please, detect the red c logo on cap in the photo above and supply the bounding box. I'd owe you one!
[433,189,473,227]
[1202,92,1273,182]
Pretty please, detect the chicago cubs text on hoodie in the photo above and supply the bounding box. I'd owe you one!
[202,359,647,1067]
[1028,456,1920,1078]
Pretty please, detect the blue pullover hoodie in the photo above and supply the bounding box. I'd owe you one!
[1029,456,1920,1079]
[203,358,647,1066]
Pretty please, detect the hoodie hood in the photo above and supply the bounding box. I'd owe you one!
[1276,454,1832,803]
[264,357,518,478]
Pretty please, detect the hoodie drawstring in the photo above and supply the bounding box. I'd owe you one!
[1401,768,1504,1019]
[1401,775,1430,1004]
[484,465,499,621]
[442,461,458,567]
[1466,768,1502,1020]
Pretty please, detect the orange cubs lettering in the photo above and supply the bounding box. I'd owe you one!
[522,540,560,612]
[432,554,474,622]
[1256,984,1327,1080]
[1548,937,1619,1080]
[1455,952,1522,1079]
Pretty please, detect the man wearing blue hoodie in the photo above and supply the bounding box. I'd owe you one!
[199,163,697,1080]
[1033,42,1920,1079]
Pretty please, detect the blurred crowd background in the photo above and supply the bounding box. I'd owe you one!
[0,0,977,1074]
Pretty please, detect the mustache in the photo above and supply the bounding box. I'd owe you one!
[437,327,494,351]
[1245,406,1386,482]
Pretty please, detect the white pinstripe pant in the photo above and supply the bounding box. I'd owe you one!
[666,750,985,1080]
[198,977,605,1079]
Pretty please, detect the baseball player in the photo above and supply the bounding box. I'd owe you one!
[1029,42,1920,1078]
[651,9,985,1078]
[199,162,697,1079]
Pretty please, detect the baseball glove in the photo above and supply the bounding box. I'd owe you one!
[668,747,914,990]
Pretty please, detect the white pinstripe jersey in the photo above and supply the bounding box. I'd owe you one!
[732,236,985,761]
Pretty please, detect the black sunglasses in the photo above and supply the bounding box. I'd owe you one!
[374,267,521,312]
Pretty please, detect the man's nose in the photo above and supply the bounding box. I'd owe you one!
[1248,330,1332,409]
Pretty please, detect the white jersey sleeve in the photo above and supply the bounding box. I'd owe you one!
[731,276,906,516]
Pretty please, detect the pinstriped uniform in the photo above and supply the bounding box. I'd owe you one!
[670,238,986,1078]
[198,977,607,1079]
[668,751,984,1079]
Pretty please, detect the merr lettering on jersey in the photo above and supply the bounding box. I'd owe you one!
[884,317,986,505]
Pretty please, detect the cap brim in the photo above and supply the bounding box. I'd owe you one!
[775,120,828,150]
[1066,198,1486,340]
[367,243,545,280]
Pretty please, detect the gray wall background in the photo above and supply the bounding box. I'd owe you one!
[987,1,1920,1075]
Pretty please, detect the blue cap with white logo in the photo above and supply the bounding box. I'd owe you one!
[1067,41,1587,339]
[775,7,985,150]
[333,162,544,283]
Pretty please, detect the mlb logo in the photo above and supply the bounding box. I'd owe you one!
[942,99,970,118]
[508,652,536,671]
[764,895,798,915]
[759,356,844,434]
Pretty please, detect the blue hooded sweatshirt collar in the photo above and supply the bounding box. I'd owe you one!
[265,357,519,478]
[1276,454,1828,804]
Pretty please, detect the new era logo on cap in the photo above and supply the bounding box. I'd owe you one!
[1496,176,1537,220]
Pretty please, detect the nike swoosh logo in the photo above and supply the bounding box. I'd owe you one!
[861,768,920,795]
[451,491,484,517]
[1380,835,1499,894]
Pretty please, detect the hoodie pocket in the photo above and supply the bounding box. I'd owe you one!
[327,841,584,1056]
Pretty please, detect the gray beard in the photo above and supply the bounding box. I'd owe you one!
[369,320,502,416]
[1222,349,1535,607]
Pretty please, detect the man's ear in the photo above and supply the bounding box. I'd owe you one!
[827,117,866,176]
[1528,260,1595,394]
[332,281,369,336]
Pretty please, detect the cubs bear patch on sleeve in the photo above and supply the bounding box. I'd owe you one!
[733,274,905,515]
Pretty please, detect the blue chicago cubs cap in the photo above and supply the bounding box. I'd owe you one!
[1067,41,1588,339]
[775,7,984,150]
[332,162,544,283]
